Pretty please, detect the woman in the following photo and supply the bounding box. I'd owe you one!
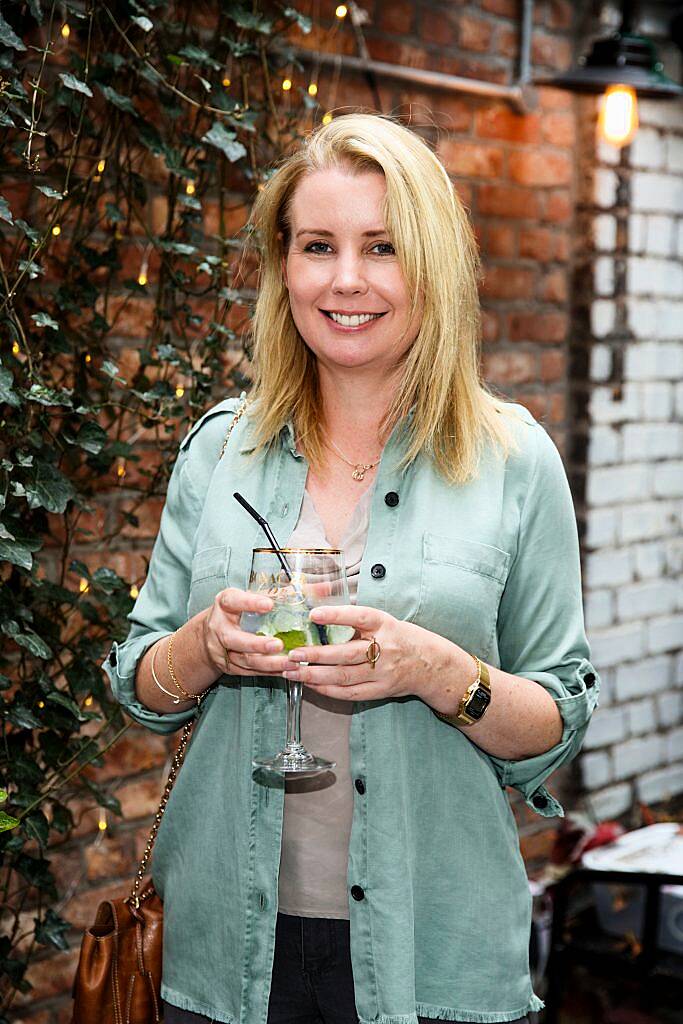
[105,113,600,1024]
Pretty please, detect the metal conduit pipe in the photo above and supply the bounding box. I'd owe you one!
[288,0,538,114]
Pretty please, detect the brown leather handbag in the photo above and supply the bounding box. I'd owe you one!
[71,398,248,1023]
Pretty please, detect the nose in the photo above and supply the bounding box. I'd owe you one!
[331,249,369,295]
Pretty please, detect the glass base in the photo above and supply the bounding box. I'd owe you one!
[253,744,336,777]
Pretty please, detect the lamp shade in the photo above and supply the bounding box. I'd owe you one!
[549,33,683,98]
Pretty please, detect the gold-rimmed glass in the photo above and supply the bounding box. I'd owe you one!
[241,547,354,777]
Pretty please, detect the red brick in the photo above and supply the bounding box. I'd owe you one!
[539,269,568,303]
[508,311,568,343]
[478,184,540,219]
[540,349,566,381]
[11,1011,52,1024]
[543,190,572,224]
[95,295,154,339]
[13,947,81,1005]
[119,497,165,539]
[483,350,537,385]
[515,393,547,421]
[377,0,415,34]
[496,23,518,58]
[546,0,573,29]
[88,728,169,782]
[116,776,167,821]
[475,104,541,143]
[519,826,560,862]
[541,111,576,148]
[548,392,566,423]
[480,0,517,16]
[420,9,457,46]
[84,832,133,881]
[49,846,84,891]
[509,150,572,187]
[437,140,504,178]
[480,266,534,301]
[519,227,555,262]
[62,879,131,930]
[481,310,500,343]
[398,91,472,132]
[453,180,473,209]
[532,34,572,71]
[459,14,493,52]
[538,85,573,111]
[482,223,516,258]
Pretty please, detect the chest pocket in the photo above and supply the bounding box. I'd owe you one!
[413,532,511,661]
[187,544,232,618]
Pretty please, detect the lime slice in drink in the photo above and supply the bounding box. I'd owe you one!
[326,624,355,645]
[273,629,309,653]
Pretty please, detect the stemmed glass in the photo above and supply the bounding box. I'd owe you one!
[240,547,354,777]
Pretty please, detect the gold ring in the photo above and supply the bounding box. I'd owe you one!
[365,637,381,670]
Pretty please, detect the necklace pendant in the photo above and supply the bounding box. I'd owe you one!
[352,466,366,481]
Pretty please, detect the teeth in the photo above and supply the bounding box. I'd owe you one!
[328,312,382,327]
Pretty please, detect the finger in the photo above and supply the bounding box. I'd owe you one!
[230,652,291,674]
[282,663,365,688]
[286,639,372,665]
[308,604,384,633]
[217,588,275,616]
[301,680,388,702]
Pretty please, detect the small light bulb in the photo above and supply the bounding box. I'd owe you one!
[79,578,89,593]
[185,181,196,196]
[97,159,106,173]
[322,112,333,125]
[38,700,45,708]
[175,385,185,398]
[137,271,148,286]
[98,811,107,831]
[130,584,139,599]
[84,695,93,707]
[117,462,126,478]
[115,228,123,240]
[335,4,348,17]
[599,84,639,148]
[52,225,61,236]
[12,341,20,355]
[85,353,92,363]
[222,77,231,87]
[61,23,70,38]
[308,82,318,97]
[282,78,292,92]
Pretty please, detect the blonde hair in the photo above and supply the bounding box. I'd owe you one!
[245,112,522,484]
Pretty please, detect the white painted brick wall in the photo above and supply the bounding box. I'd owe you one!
[613,734,666,780]
[645,215,674,256]
[589,621,645,668]
[585,507,619,548]
[581,750,613,789]
[614,654,672,702]
[587,424,621,466]
[634,540,667,579]
[656,302,683,341]
[586,548,633,588]
[666,726,683,762]
[583,706,630,749]
[627,697,658,735]
[594,256,615,296]
[622,423,683,460]
[595,167,618,208]
[658,691,683,728]
[667,135,683,173]
[630,128,666,170]
[591,299,616,338]
[653,462,683,497]
[625,341,683,380]
[616,579,679,621]
[641,382,674,420]
[590,343,612,382]
[587,782,632,819]
[627,257,683,297]
[648,614,683,654]
[619,500,678,543]
[636,764,683,804]
[594,213,617,251]
[586,463,651,505]
[631,172,683,213]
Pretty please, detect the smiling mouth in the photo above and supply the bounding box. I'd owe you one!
[321,310,387,327]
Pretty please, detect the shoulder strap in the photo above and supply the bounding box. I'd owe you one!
[126,396,248,912]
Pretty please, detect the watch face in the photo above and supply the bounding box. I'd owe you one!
[466,686,491,720]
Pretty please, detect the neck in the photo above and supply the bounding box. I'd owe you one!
[316,362,401,458]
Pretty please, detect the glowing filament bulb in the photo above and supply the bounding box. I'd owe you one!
[12,341,20,355]
[222,77,231,87]
[137,258,148,286]
[308,82,318,96]
[38,700,45,708]
[185,181,196,196]
[84,695,93,707]
[98,810,108,831]
[85,353,92,363]
[61,23,70,38]
[97,159,106,173]
[322,112,333,125]
[52,225,61,236]
[282,78,292,91]
[79,578,89,593]
[130,584,139,599]
[117,461,126,478]
[335,4,348,17]
[175,385,185,398]
[599,84,639,148]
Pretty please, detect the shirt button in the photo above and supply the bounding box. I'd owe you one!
[532,793,548,810]
[354,778,366,795]
[584,672,596,688]
[108,649,117,666]
[370,563,386,580]
[351,885,365,901]
[384,491,399,507]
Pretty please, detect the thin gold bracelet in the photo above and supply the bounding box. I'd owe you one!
[150,642,186,705]
[167,632,203,706]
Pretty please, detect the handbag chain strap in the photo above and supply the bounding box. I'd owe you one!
[126,396,248,911]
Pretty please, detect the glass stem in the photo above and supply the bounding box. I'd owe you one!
[285,680,303,749]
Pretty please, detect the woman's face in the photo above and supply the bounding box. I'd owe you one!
[283,166,423,375]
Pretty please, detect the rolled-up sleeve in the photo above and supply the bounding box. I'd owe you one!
[487,421,601,818]
[102,447,204,735]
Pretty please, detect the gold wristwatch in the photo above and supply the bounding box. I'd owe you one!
[435,654,491,727]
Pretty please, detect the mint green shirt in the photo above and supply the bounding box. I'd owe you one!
[104,395,600,1024]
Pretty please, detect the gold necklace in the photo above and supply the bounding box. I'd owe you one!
[325,435,382,481]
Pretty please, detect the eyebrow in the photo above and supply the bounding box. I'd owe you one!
[295,228,388,238]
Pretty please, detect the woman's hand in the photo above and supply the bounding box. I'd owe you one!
[281,604,472,706]
[202,588,292,678]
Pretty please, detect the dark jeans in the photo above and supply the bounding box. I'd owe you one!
[161,913,529,1024]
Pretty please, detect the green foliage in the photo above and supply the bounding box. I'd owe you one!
[0,0,320,1013]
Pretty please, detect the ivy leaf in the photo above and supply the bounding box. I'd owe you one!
[178,44,221,70]
[0,13,27,50]
[36,184,64,200]
[24,810,50,847]
[25,462,76,515]
[34,909,71,951]
[14,629,53,659]
[15,218,41,244]
[0,195,14,224]
[0,811,20,832]
[0,366,21,408]
[73,421,107,454]
[58,72,93,97]
[201,122,247,163]
[282,6,312,33]
[131,15,153,32]
[97,84,137,116]
[7,704,42,729]
[18,259,43,279]
[46,691,87,720]
[26,383,73,407]
[159,240,197,256]
[0,539,33,571]
[0,111,16,126]
[31,312,59,330]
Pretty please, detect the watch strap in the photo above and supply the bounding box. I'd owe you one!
[435,654,491,728]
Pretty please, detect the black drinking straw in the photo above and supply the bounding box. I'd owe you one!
[233,491,329,646]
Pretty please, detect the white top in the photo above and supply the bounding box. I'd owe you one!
[277,483,375,919]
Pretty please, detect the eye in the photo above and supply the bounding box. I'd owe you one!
[304,241,333,254]
[370,242,396,256]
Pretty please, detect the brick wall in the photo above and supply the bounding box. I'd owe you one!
[18,1,683,1019]
[577,5,683,821]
